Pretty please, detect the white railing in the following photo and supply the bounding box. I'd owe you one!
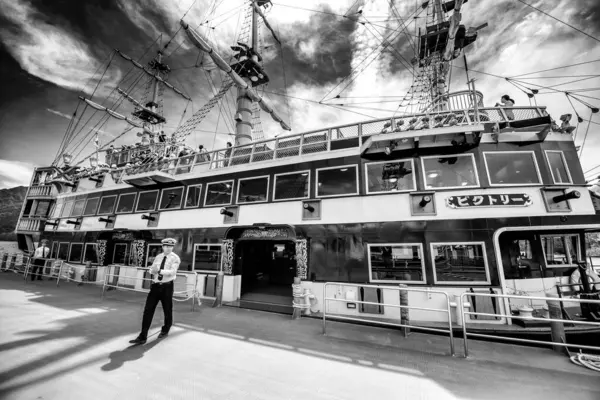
[27,185,53,197]
[16,217,45,232]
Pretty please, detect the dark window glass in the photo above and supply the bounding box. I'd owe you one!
[69,243,84,263]
[317,166,358,197]
[194,245,221,271]
[485,152,540,185]
[432,244,488,283]
[205,181,233,206]
[57,243,69,260]
[369,245,424,282]
[274,172,309,200]
[112,244,130,265]
[185,185,202,208]
[423,155,478,188]
[116,194,136,213]
[34,201,51,217]
[71,199,85,217]
[366,161,415,193]
[84,198,100,215]
[98,196,117,214]
[51,242,59,258]
[546,152,571,184]
[83,244,99,264]
[159,188,184,210]
[136,191,158,212]
[23,200,34,217]
[237,177,269,203]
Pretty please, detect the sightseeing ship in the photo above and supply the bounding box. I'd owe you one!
[11,0,600,340]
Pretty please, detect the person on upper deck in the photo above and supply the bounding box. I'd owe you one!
[495,95,515,121]
[224,142,232,167]
[198,145,211,162]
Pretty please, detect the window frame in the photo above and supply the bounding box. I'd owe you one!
[135,190,159,212]
[61,201,74,218]
[315,164,360,198]
[236,175,270,204]
[421,153,480,190]
[367,243,427,284]
[68,242,85,263]
[145,243,164,268]
[272,170,311,202]
[83,197,100,216]
[57,242,70,260]
[83,243,99,265]
[50,241,59,258]
[115,193,137,214]
[544,150,573,185]
[483,150,542,187]
[540,234,581,268]
[158,186,185,211]
[71,199,86,217]
[192,243,222,273]
[203,180,234,207]
[97,195,118,215]
[430,241,491,285]
[112,243,129,264]
[184,184,203,209]
[364,159,417,195]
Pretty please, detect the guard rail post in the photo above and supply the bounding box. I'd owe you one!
[213,270,224,307]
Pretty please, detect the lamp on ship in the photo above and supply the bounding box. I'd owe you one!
[141,214,156,221]
[553,190,580,203]
[419,195,432,208]
[62,153,73,167]
[384,141,397,156]
[98,216,114,223]
[89,156,98,169]
[220,208,234,217]
[110,168,124,183]
[303,203,315,212]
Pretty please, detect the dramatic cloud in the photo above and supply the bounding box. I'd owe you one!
[0,160,36,189]
[0,0,121,95]
[46,109,73,120]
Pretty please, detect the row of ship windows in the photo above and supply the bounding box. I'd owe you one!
[49,150,573,219]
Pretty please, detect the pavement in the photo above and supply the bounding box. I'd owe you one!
[0,273,599,400]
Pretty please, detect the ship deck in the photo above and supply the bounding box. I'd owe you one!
[1,273,598,400]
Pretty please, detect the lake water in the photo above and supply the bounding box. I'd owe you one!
[0,241,21,254]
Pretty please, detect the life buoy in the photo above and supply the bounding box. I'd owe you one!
[569,266,600,292]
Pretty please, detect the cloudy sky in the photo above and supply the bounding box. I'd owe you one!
[0,0,599,189]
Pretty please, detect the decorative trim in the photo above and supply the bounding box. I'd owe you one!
[295,239,308,279]
[96,240,107,265]
[221,239,234,274]
[132,240,146,268]
[240,228,290,239]
[445,193,533,208]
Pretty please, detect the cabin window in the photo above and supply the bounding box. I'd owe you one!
[541,234,580,267]
[193,244,221,271]
[112,243,130,265]
[367,244,426,283]
[205,180,234,206]
[52,202,64,219]
[365,160,416,194]
[136,190,159,212]
[431,242,490,284]
[61,201,74,218]
[68,243,84,263]
[83,198,100,216]
[545,151,572,184]
[32,200,51,217]
[23,200,34,217]
[83,243,99,264]
[484,151,541,185]
[98,196,117,215]
[116,193,137,213]
[50,242,59,258]
[273,171,310,201]
[57,242,69,260]
[185,184,202,208]
[159,187,184,210]
[316,165,359,197]
[71,199,86,217]
[145,244,163,267]
[421,154,479,189]
[237,176,269,203]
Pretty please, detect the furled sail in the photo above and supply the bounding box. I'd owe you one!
[79,96,144,128]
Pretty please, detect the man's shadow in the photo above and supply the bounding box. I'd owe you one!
[100,332,180,372]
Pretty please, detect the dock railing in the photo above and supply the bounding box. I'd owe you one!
[322,282,456,357]
[459,292,600,358]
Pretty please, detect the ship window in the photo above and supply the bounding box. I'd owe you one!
[541,234,580,267]
[159,187,184,210]
[145,244,163,267]
[83,243,99,264]
[50,242,59,258]
[112,243,130,265]
[421,154,479,189]
[193,244,222,271]
[23,200,34,217]
[205,180,233,206]
[68,243,84,263]
[57,242,69,260]
[316,165,358,197]
[367,244,426,283]
[98,195,117,215]
[136,190,159,212]
[237,176,269,203]
[83,198,100,216]
[431,242,490,284]
[365,160,416,194]
[33,200,51,217]
[484,151,541,185]
[116,193,137,213]
[545,151,572,184]
[273,171,310,201]
[71,199,86,217]
[61,201,73,218]
[52,202,64,219]
[185,184,202,208]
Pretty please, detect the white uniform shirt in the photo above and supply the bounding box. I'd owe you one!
[34,246,50,259]
[148,252,180,284]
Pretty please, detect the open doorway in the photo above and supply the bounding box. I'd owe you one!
[235,240,296,306]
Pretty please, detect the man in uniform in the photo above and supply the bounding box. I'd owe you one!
[129,238,180,344]
[30,239,50,281]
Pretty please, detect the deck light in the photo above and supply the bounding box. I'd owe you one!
[63,153,73,166]
[141,214,156,221]
[89,156,98,168]
[220,208,234,217]
[419,195,432,208]
[553,190,580,203]
[303,203,315,212]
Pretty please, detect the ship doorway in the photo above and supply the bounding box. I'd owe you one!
[235,240,296,310]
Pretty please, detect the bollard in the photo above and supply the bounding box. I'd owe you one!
[545,290,566,354]
[399,284,410,337]
[213,270,224,307]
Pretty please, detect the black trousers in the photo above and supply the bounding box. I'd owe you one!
[140,281,174,338]
[30,259,45,280]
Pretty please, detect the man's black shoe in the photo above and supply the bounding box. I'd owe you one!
[158,331,169,339]
[129,337,147,345]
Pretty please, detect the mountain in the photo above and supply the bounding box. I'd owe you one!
[0,186,27,240]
